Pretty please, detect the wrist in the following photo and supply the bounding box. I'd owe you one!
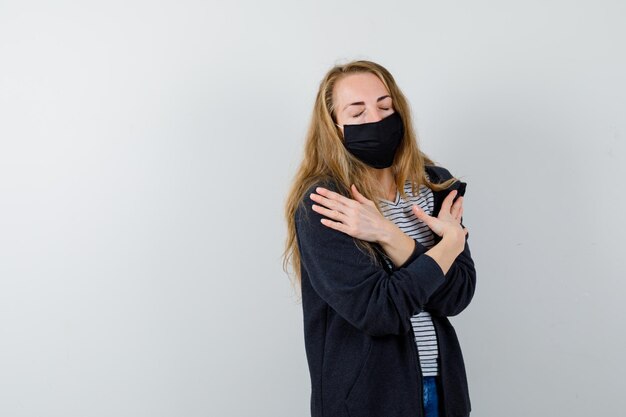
[377,219,396,245]
[440,228,465,255]
[378,221,417,267]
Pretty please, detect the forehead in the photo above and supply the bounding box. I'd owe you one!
[333,72,390,108]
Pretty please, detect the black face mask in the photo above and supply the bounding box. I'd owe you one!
[340,112,404,169]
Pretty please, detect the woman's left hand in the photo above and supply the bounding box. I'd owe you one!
[310,184,390,243]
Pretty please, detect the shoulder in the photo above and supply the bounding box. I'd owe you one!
[425,164,467,197]
[295,177,345,224]
[425,164,455,183]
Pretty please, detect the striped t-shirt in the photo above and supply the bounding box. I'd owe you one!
[378,177,439,376]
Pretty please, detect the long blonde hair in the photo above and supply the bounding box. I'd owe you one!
[283,60,456,297]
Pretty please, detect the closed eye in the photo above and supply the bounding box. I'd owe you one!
[353,108,391,118]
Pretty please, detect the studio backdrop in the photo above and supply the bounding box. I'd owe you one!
[1,1,625,416]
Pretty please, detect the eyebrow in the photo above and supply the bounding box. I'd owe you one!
[343,95,391,111]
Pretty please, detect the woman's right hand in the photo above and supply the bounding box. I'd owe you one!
[412,189,468,256]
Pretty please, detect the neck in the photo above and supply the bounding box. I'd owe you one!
[370,167,396,201]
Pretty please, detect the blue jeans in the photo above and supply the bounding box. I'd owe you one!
[423,376,441,417]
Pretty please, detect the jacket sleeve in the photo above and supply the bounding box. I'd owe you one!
[295,182,447,337]
[392,232,476,317]
[409,165,476,317]
[423,233,476,317]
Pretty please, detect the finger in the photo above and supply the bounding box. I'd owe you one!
[451,196,463,219]
[311,204,347,222]
[441,189,458,215]
[412,204,434,227]
[456,205,464,222]
[320,217,348,234]
[350,184,374,206]
[310,192,346,213]
[316,187,358,208]
[412,204,443,236]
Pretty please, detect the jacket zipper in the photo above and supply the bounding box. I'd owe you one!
[431,320,446,417]
[409,325,426,417]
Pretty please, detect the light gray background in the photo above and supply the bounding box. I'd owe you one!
[1,1,625,416]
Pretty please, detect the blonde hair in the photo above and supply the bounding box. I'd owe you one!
[283,60,456,298]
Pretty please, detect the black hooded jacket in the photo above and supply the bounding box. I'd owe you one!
[294,165,476,417]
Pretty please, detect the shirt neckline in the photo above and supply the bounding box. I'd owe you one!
[379,189,401,206]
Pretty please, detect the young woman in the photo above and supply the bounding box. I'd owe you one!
[283,60,476,417]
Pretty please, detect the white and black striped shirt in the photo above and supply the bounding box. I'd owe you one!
[379,177,439,376]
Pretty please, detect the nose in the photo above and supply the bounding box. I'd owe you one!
[364,107,384,123]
